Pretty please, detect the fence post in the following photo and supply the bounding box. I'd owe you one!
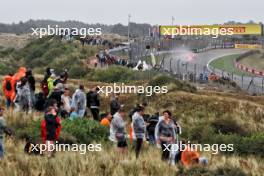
[194,64,197,83]
[203,66,206,74]
[261,78,264,94]
[170,58,172,73]
[160,56,165,70]
[241,74,244,88]
[177,60,180,74]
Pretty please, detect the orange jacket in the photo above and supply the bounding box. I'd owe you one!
[2,75,14,99]
[181,146,200,166]
[13,67,26,82]
[11,67,27,101]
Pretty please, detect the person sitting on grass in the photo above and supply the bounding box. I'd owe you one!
[0,107,12,159]
[100,112,112,127]
[180,140,208,167]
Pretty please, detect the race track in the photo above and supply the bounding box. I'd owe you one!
[162,48,264,94]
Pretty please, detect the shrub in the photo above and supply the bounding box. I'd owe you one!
[15,118,109,144]
[214,165,247,176]
[177,165,212,176]
[0,47,15,57]
[68,64,90,78]
[235,133,264,157]
[211,118,248,136]
[0,63,16,75]
[61,119,108,144]
[148,74,197,92]
[89,65,135,83]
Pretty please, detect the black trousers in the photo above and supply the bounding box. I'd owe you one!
[91,108,99,121]
[135,138,143,159]
[161,141,170,161]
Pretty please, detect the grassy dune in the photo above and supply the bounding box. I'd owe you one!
[1,80,264,175]
[1,137,264,176]
[0,37,263,175]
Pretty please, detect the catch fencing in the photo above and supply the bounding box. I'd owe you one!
[129,38,264,95]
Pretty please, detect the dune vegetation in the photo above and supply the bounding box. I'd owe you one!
[0,74,264,176]
[0,37,263,176]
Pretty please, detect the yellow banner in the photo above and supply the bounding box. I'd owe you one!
[235,44,262,49]
[159,24,262,36]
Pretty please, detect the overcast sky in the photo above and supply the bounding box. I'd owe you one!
[1,0,263,25]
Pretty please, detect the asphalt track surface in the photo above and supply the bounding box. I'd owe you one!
[110,46,264,94]
[162,49,264,94]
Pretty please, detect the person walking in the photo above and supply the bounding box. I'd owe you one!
[110,93,121,115]
[87,87,100,120]
[26,69,36,107]
[132,106,146,159]
[14,77,32,112]
[71,85,87,118]
[110,109,127,155]
[0,107,12,159]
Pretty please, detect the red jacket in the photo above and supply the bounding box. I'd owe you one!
[41,116,61,143]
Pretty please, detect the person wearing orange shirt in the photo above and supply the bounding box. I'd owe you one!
[2,74,14,108]
[100,112,112,127]
[181,145,200,166]
[180,140,208,167]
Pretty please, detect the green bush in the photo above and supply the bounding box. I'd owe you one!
[15,119,41,142]
[68,64,90,78]
[148,74,197,92]
[211,118,248,136]
[0,48,15,58]
[214,165,247,176]
[197,132,264,157]
[148,74,176,86]
[177,165,211,176]
[89,65,136,83]
[0,36,97,74]
[15,118,109,144]
[234,133,264,157]
[61,119,108,144]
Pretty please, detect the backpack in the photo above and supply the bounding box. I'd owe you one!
[5,80,12,91]
[41,81,49,97]
[41,117,61,143]
[86,91,92,108]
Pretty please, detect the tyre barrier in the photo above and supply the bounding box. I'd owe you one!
[234,50,264,76]
[235,62,264,76]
